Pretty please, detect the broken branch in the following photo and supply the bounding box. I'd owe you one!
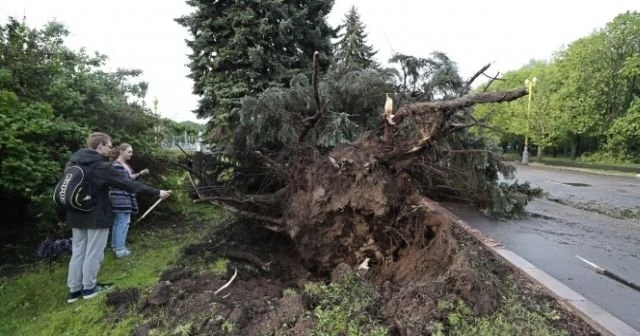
[214,267,238,294]
[166,160,202,180]
[576,255,640,292]
[312,51,321,115]
[482,72,503,92]
[176,143,192,160]
[298,51,323,142]
[201,199,284,227]
[392,87,528,126]
[465,63,492,89]
[187,172,284,228]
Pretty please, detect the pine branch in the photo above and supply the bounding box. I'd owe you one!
[202,199,284,228]
[187,172,284,228]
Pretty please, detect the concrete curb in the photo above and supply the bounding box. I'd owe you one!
[428,201,640,336]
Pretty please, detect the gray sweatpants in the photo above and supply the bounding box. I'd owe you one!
[67,227,110,292]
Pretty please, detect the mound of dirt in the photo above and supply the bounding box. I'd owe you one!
[104,288,141,323]
[132,216,598,336]
[281,139,465,284]
[133,221,314,336]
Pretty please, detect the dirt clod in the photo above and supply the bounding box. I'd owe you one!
[147,280,173,306]
[106,287,140,309]
[104,287,141,324]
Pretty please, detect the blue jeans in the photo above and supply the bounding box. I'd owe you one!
[111,212,131,252]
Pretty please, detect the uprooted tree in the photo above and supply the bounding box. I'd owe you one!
[183,52,536,281]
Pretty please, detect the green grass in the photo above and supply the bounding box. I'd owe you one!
[503,153,640,176]
[433,279,569,336]
[208,257,230,276]
[303,273,388,336]
[282,287,297,297]
[433,298,567,336]
[529,162,637,177]
[300,272,570,336]
[0,210,219,336]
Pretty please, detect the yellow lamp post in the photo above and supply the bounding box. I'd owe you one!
[522,76,537,165]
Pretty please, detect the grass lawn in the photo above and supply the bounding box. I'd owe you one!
[503,153,640,176]
[528,162,637,177]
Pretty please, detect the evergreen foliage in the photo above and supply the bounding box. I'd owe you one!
[176,0,337,144]
[333,6,377,69]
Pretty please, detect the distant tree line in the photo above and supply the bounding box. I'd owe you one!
[475,11,640,162]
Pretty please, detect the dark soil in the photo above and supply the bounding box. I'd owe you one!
[104,288,141,324]
[132,220,314,336]
[126,216,599,336]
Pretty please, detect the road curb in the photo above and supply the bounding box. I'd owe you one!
[428,200,640,336]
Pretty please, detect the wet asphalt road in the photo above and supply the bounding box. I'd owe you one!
[446,164,640,331]
[507,164,640,215]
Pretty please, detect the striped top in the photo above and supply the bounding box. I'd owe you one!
[108,161,139,214]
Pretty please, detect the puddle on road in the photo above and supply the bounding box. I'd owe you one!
[562,182,591,187]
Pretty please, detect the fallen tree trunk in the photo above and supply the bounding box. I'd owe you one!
[186,85,528,278]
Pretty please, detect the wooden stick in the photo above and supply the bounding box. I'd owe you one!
[136,198,164,223]
[214,267,238,295]
[576,255,640,292]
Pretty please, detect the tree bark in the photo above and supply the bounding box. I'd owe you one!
[571,134,581,160]
[392,88,528,126]
[536,146,543,161]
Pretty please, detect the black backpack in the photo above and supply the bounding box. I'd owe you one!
[36,237,73,278]
[52,162,99,212]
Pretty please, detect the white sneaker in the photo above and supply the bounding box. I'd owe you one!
[115,248,132,258]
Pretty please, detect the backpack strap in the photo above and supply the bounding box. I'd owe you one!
[65,160,104,204]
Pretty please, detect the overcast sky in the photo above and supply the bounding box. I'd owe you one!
[2,1,637,123]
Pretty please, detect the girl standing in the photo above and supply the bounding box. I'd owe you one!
[109,143,149,257]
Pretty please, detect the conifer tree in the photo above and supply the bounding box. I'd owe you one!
[176,0,337,143]
[334,6,377,69]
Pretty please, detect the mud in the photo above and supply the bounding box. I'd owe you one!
[281,139,464,287]
[104,288,141,323]
[129,217,598,336]
[133,220,314,336]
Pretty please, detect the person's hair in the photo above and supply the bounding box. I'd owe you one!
[86,132,112,150]
[109,143,132,161]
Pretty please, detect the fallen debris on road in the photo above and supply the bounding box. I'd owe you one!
[577,255,640,292]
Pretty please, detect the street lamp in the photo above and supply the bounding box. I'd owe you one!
[522,76,537,165]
